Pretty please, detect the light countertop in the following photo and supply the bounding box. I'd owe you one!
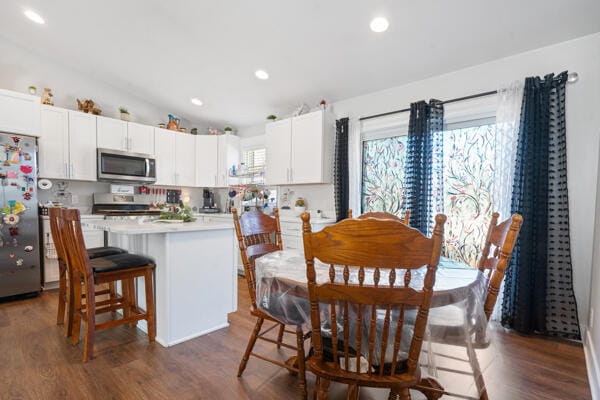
[195,213,336,224]
[82,219,234,235]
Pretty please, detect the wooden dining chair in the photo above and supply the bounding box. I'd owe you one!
[416,212,523,400]
[60,209,156,362]
[233,208,311,400]
[301,212,446,400]
[49,208,128,337]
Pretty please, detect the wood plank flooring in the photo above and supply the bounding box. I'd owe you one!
[0,277,591,399]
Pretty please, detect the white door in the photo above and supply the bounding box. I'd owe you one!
[128,122,155,155]
[196,135,218,187]
[39,106,69,179]
[67,111,97,181]
[175,134,196,187]
[154,128,176,185]
[96,116,127,151]
[291,110,323,184]
[0,89,41,136]
[265,119,292,185]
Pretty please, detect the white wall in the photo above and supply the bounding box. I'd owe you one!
[0,37,201,129]
[331,33,600,337]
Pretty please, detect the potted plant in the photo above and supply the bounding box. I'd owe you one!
[28,85,37,95]
[119,107,130,121]
[266,115,277,122]
[224,126,233,134]
[294,197,306,216]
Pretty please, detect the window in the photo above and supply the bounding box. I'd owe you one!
[360,121,496,265]
[241,148,266,174]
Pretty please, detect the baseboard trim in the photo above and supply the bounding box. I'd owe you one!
[585,329,600,400]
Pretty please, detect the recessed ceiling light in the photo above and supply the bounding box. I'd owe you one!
[24,10,45,24]
[190,98,203,106]
[370,17,389,33]
[255,70,269,80]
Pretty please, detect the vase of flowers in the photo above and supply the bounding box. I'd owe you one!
[294,197,306,216]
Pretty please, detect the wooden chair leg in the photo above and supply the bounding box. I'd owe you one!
[277,323,285,349]
[316,378,330,400]
[128,278,138,327]
[82,278,96,362]
[65,271,74,338]
[346,384,359,400]
[144,269,156,342]
[71,280,82,346]
[387,389,398,400]
[466,337,487,400]
[122,279,131,322]
[296,326,307,400]
[56,262,66,325]
[238,317,264,377]
[398,388,411,400]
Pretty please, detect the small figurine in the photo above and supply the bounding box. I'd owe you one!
[76,99,102,115]
[41,88,54,105]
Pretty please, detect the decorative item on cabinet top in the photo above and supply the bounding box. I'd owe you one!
[167,114,180,131]
[294,197,306,216]
[119,107,130,121]
[266,114,277,121]
[76,98,101,115]
[28,86,37,95]
[41,88,53,105]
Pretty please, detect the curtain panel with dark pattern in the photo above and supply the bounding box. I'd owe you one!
[502,72,580,340]
[334,117,349,222]
[404,100,444,234]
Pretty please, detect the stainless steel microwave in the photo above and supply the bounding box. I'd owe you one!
[97,148,156,183]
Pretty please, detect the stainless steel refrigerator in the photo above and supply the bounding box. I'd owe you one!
[0,133,40,298]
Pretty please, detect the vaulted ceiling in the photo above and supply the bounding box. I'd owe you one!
[1,0,599,129]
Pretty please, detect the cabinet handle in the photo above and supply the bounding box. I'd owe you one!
[64,162,69,178]
[128,137,132,151]
[215,175,217,186]
[70,163,75,178]
[290,168,293,183]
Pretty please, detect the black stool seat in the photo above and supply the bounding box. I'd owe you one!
[87,246,127,259]
[91,253,154,276]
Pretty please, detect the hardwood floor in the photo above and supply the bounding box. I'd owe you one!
[0,277,591,399]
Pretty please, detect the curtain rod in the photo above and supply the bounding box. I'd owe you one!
[358,72,579,122]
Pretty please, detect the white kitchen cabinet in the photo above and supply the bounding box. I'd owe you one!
[154,128,176,185]
[265,119,292,185]
[175,133,196,187]
[217,134,240,187]
[68,111,97,181]
[0,89,40,136]
[39,106,69,179]
[154,128,196,187]
[96,116,128,151]
[128,122,155,155]
[39,107,97,181]
[195,135,218,187]
[97,119,154,155]
[265,110,332,185]
[279,217,335,250]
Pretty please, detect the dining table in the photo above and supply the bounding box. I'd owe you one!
[254,248,491,398]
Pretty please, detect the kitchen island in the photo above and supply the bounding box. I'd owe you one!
[83,219,237,347]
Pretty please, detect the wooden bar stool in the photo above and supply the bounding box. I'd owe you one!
[60,208,156,362]
[49,207,128,337]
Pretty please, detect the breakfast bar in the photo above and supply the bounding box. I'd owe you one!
[83,219,237,347]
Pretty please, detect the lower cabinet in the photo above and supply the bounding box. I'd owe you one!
[280,218,335,250]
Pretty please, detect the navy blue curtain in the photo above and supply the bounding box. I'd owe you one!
[502,72,580,340]
[334,118,349,222]
[404,100,444,234]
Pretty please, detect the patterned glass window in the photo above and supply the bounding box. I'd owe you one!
[361,123,496,265]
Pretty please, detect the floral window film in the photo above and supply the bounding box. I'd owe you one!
[360,123,496,266]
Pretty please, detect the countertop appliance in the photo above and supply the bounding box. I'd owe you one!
[201,189,220,214]
[0,133,40,298]
[97,148,156,184]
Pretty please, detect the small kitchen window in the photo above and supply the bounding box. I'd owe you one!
[242,148,266,174]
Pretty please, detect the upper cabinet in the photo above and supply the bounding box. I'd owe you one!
[0,89,40,136]
[97,116,127,150]
[39,106,97,181]
[97,118,155,155]
[265,110,332,185]
[127,122,155,155]
[195,135,218,187]
[154,128,195,187]
[217,134,240,187]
